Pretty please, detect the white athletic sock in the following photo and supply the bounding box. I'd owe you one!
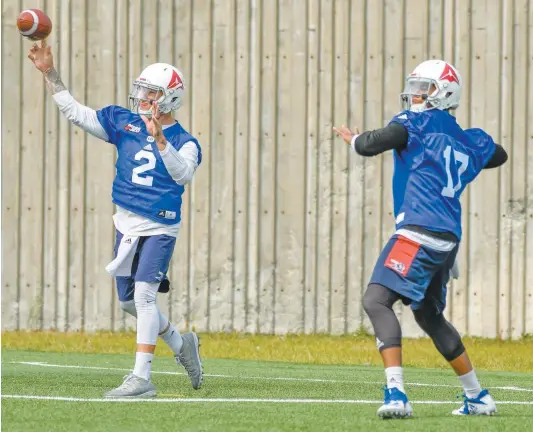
[458,370,482,398]
[385,366,405,393]
[158,313,183,355]
[133,351,154,381]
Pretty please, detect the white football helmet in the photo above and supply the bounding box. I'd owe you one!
[400,60,462,112]
[129,62,186,116]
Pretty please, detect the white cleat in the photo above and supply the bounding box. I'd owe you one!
[452,389,497,416]
[377,387,413,419]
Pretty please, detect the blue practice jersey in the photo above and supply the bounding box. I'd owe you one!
[96,105,202,225]
[389,109,496,240]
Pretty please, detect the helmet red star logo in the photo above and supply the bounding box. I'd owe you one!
[439,63,459,84]
[168,70,183,89]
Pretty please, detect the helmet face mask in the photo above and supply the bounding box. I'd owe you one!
[400,60,462,113]
[400,78,439,112]
[128,63,185,116]
[129,82,165,115]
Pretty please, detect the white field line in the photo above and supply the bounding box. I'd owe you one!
[10,361,533,393]
[2,394,533,405]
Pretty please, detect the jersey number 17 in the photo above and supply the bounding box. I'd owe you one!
[441,145,469,199]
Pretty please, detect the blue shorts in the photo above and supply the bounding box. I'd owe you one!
[113,230,176,302]
[370,234,458,313]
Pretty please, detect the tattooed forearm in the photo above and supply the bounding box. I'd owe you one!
[44,67,67,94]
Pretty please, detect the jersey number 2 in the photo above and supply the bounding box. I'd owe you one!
[441,146,469,198]
[132,150,156,186]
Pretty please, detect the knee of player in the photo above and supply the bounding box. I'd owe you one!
[119,299,137,317]
[133,281,158,309]
[362,291,374,315]
[414,310,465,361]
[362,284,384,314]
[443,342,466,362]
[433,333,465,362]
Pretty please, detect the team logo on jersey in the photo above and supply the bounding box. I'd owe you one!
[439,63,459,84]
[125,124,141,133]
[146,136,155,142]
[167,70,184,90]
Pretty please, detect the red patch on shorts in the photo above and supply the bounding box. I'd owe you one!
[384,236,420,276]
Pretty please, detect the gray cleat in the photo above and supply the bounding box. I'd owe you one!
[176,332,203,389]
[104,374,157,398]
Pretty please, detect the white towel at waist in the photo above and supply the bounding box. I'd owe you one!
[105,235,140,277]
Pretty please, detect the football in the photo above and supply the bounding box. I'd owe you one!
[17,9,52,41]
